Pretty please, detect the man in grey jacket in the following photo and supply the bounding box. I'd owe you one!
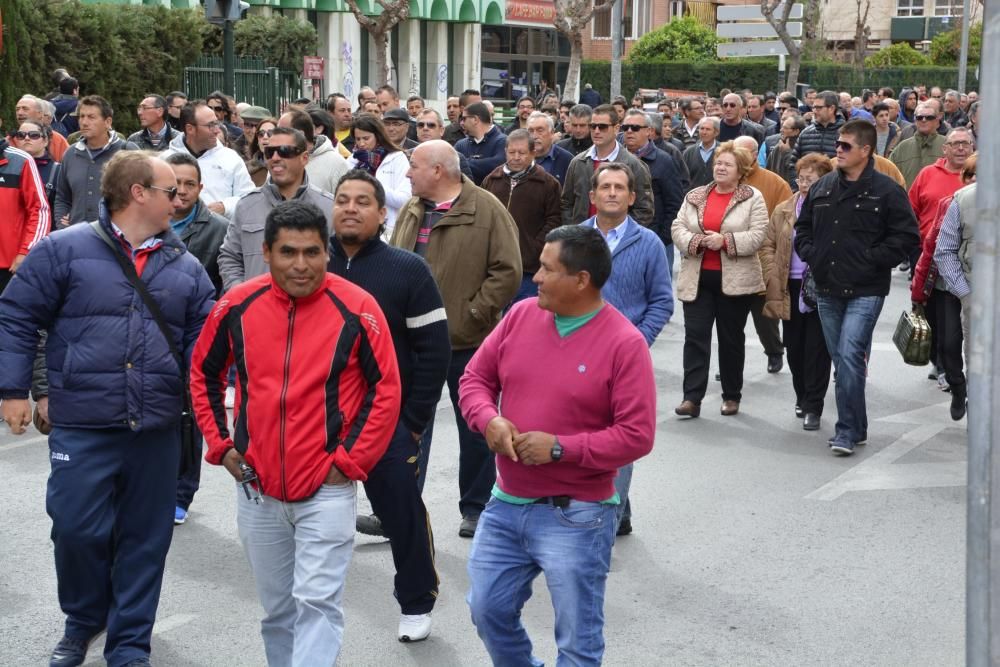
[218,127,335,291]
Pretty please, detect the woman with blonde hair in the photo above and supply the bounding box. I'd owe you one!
[672,142,769,417]
[760,152,835,430]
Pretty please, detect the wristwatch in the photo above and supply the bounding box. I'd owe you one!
[550,437,563,462]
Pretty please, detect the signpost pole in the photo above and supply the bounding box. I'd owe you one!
[223,19,235,96]
[611,0,623,100]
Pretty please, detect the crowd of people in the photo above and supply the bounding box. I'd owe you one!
[0,67,980,667]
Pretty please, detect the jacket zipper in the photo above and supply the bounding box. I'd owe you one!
[279,301,296,500]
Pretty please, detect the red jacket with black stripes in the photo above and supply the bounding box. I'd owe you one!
[190,272,401,502]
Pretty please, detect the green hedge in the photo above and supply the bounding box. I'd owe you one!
[580,59,980,100]
[1,1,205,136]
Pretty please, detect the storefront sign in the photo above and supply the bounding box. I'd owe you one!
[505,0,555,26]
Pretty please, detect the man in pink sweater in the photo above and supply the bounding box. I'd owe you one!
[459,224,657,666]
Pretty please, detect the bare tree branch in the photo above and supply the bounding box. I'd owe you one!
[344,0,410,86]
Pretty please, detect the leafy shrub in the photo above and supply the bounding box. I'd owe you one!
[865,43,931,68]
[628,16,719,63]
[930,22,982,67]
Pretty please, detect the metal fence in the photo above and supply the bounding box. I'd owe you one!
[184,56,304,117]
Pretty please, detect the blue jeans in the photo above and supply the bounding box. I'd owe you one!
[467,498,617,666]
[238,481,356,667]
[816,294,884,444]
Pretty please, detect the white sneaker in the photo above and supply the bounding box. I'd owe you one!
[398,613,432,642]
[225,386,236,409]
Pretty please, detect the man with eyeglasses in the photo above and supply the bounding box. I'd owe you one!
[889,101,947,188]
[0,150,216,666]
[454,101,507,185]
[164,101,253,218]
[416,109,475,179]
[165,91,188,132]
[217,127,334,293]
[503,96,535,135]
[561,104,653,227]
[789,90,844,170]
[794,120,919,456]
[672,97,705,149]
[54,95,139,228]
[718,93,765,145]
[128,95,180,152]
[898,97,950,142]
[443,90,480,145]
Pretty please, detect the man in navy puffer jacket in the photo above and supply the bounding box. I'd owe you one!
[0,151,215,667]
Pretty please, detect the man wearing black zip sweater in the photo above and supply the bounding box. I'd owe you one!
[328,170,451,643]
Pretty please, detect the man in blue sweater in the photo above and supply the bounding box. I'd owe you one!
[580,162,671,536]
[328,170,451,643]
[454,102,507,185]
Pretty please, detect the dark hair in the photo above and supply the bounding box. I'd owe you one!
[270,126,308,152]
[459,89,482,108]
[59,77,79,95]
[164,152,202,181]
[206,91,231,120]
[282,109,315,145]
[179,101,206,133]
[308,108,336,141]
[406,94,424,105]
[377,84,399,100]
[592,104,619,125]
[840,119,876,155]
[250,117,279,158]
[543,225,612,289]
[264,200,329,249]
[291,97,313,106]
[79,95,113,119]
[590,161,634,192]
[352,113,401,153]
[166,91,188,106]
[506,128,534,151]
[335,169,386,209]
[816,90,839,108]
[872,102,890,117]
[879,86,896,99]
[568,103,593,119]
[778,93,799,107]
[464,102,492,124]
[515,95,534,108]
[326,92,347,112]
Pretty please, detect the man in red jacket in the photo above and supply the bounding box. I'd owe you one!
[190,200,401,665]
[0,134,50,292]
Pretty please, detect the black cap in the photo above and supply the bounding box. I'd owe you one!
[383,108,410,122]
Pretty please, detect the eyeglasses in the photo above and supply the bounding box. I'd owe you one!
[208,105,225,112]
[415,122,439,129]
[589,123,613,131]
[721,102,739,108]
[146,185,179,200]
[834,140,856,152]
[914,115,937,122]
[263,144,305,159]
[11,131,43,140]
[199,121,223,130]
[257,129,276,138]
[812,105,827,110]
[620,124,647,132]
[945,140,972,148]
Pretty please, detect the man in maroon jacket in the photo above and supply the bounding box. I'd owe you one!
[190,200,401,665]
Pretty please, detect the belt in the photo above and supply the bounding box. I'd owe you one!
[532,495,571,508]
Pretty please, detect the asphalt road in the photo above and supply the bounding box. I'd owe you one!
[0,270,965,666]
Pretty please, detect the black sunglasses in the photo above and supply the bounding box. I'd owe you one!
[589,122,613,131]
[11,130,44,140]
[834,140,856,152]
[264,144,305,159]
[208,105,225,112]
[146,184,179,200]
[415,122,439,129]
[914,114,937,122]
[620,123,647,132]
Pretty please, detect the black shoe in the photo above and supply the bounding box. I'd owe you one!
[898,261,910,272]
[616,518,632,536]
[50,635,94,667]
[123,660,151,667]
[714,372,721,382]
[928,367,940,381]
[767,353,783,373]
[459,515,479,538]
[951,384,967,421]
[803,413,821,430]
[356,513,385,537]
[795,405,803,418]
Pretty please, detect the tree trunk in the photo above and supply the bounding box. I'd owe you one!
[786,49,801,93]
[564,30,583,102]
[372,30,389,87]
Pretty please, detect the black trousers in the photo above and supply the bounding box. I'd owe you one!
[751,295,783,356]
[784,279,832,415]
[447,347,495,519]
[682,270,754,403]
[0,268,12,294]
[365,420,438,615]
[930,288,965,388]
[924,286,940,369]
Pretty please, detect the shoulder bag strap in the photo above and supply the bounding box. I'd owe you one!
[89,221,190,405]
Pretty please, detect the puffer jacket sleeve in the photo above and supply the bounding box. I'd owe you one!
[671,197,705,258]
[725,191,769,256]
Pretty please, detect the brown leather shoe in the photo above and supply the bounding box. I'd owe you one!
[674,400,701,418]
[720,400,740,416]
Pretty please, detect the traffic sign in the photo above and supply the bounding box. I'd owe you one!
[717,40,800,58]
[717,22,803,39]
[717,3,803,21]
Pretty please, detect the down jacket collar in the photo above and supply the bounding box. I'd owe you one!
[684,182,756,224]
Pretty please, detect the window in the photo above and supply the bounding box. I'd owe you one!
[934,0,963,15]
[897,0,924,16]
[670,1,685,20]
[591,0,648,40]
[592,1,611,39]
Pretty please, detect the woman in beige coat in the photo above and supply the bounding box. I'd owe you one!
[759,153,834,431]
[671,142,769,417]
